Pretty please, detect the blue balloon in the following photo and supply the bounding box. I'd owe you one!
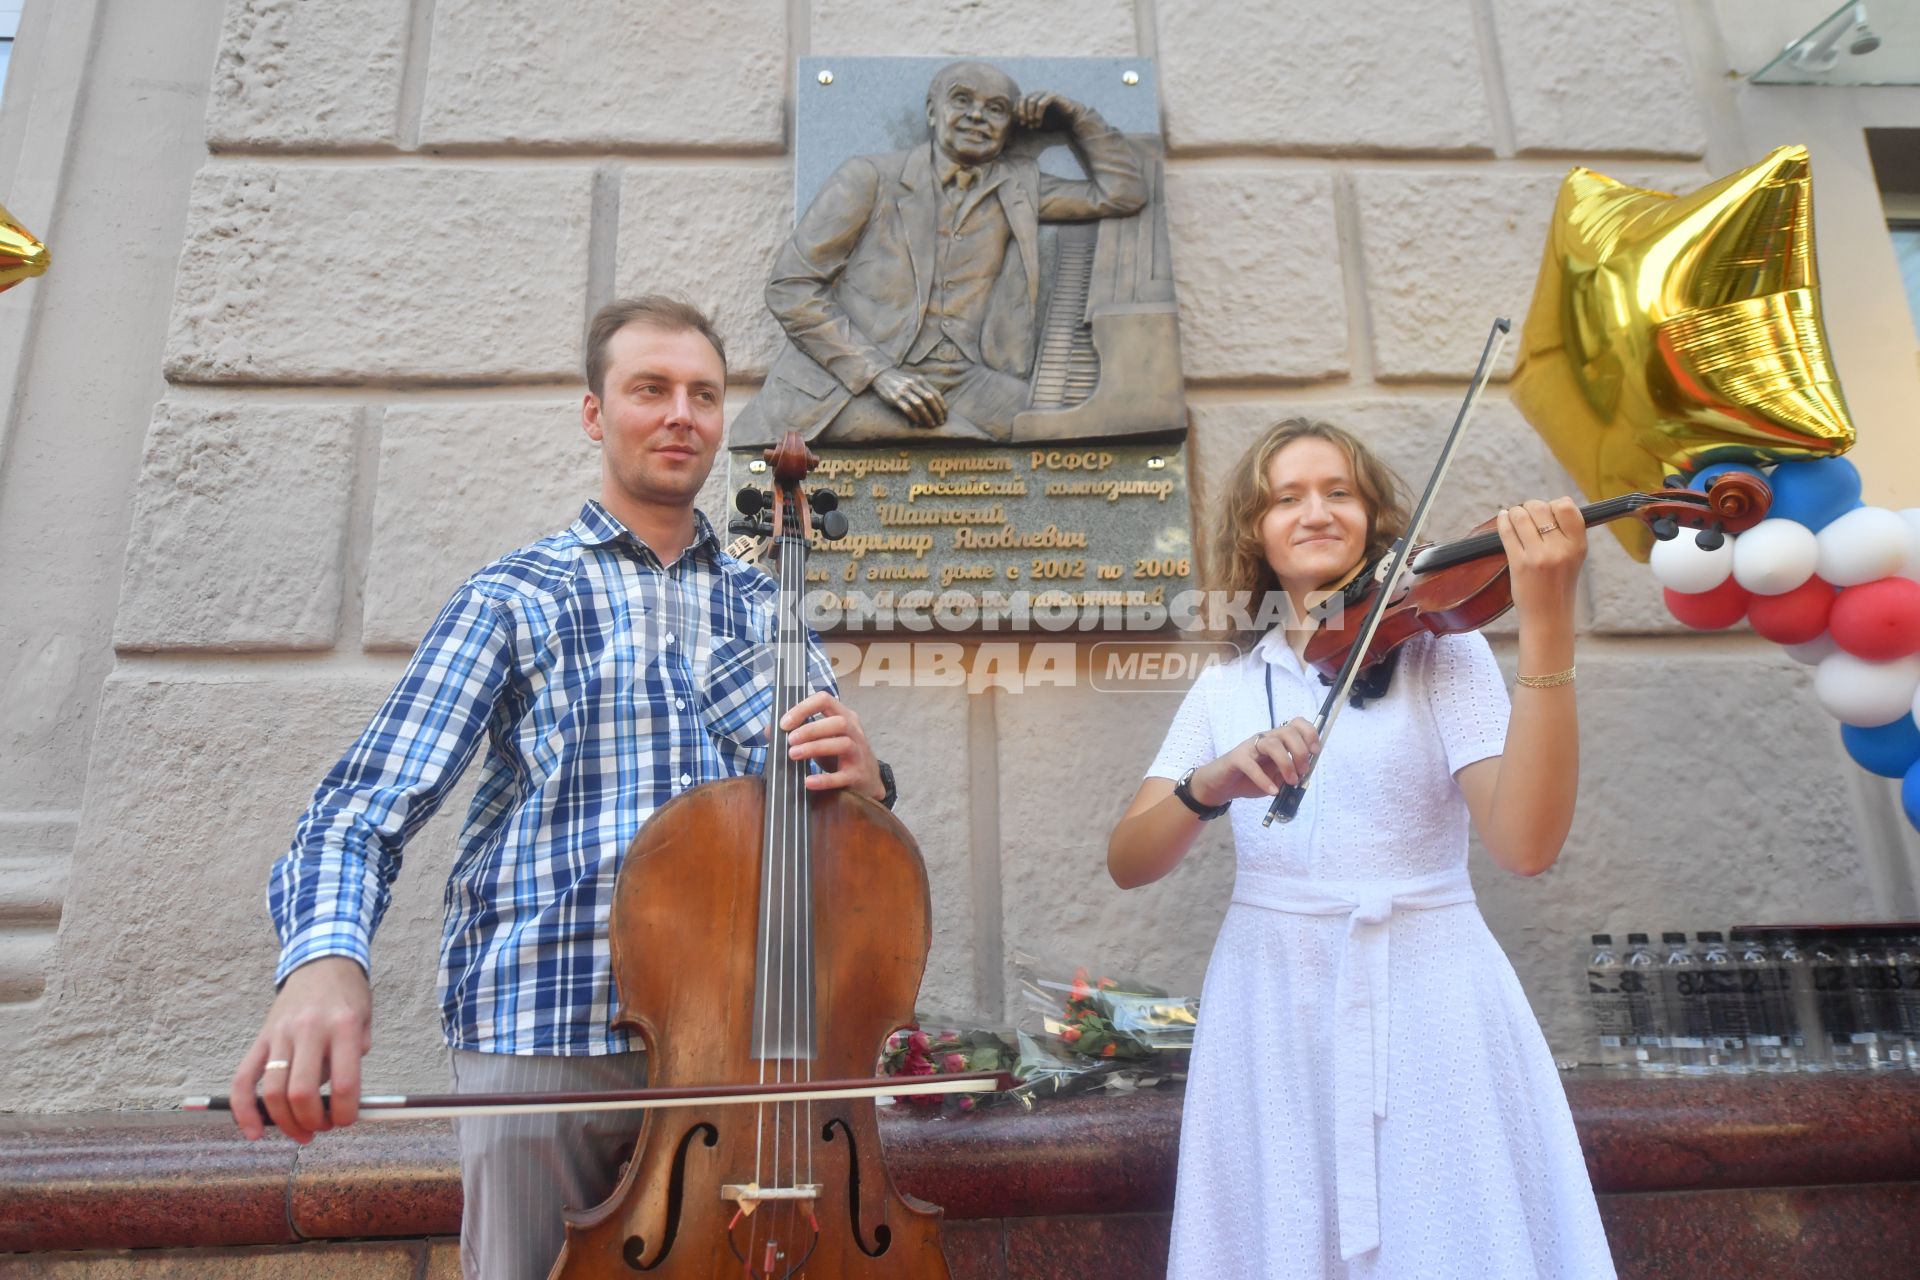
[1765,458,1863,531]
[1904,756,1920,835]
[1842,716,1920,779]
[1688,462,1769,493]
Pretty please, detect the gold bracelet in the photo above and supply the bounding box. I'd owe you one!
[1516,666,1575,689]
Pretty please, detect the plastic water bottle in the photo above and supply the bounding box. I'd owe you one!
[1697,931,1747,1072]
[1582,934,1633,1068]
[1894,934,1920,1070]
[1773,930,1824,1071]
[1622,933,1662,1071]
[1850,935,1905,1069]
[1809,933,1866,1070]
[1658,931,1710,1073]
[1732,928,1791,1072]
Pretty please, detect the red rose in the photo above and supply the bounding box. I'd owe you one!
[941,1052,968,1073]
[1062,1027,1082,1043]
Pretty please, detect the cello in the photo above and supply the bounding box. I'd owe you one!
[549,431,952,1279]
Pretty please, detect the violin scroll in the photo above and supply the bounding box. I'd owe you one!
[1636,472,1772,541]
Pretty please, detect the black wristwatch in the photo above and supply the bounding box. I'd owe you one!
[877,760,898,811]
[1173,767,1230,820]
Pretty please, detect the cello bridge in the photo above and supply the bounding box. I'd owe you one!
[720,1182,821,1216]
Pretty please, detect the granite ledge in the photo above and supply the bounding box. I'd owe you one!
[3,1071,1917,1253]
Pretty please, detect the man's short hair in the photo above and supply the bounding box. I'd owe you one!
[926,59,1021,111]
[584,295,728,398]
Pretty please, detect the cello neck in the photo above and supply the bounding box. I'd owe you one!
[752,448,821,1063]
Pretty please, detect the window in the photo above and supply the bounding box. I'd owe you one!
[0,2,19,98]
[1866,129,1920,348]
[1893,219,1920,344]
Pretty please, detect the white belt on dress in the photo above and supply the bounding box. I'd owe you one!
[1229,866,1477,1261]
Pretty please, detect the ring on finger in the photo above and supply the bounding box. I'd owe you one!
[263,1059,291,1072]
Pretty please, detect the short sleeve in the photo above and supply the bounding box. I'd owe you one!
[1144,667,1219,781]
[1422,631,1510,775]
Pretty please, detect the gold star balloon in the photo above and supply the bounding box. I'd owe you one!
[1509,146,1855,560]
[0,201,49,294]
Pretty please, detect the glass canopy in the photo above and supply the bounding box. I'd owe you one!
[1752,1,1920,85]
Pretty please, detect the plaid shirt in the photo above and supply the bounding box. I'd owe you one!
[269,501,836,1055]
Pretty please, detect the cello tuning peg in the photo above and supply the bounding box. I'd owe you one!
[1663,474,1685,489]
[809,489,840,514]
[819,510,850,541]
[1693,523,1726,552]
[1650,517,1680,541]
[734,487,770,516]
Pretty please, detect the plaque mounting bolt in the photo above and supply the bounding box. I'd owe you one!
[1121,70,1140,86]
[817,70,834,85]
[1146,456,1167,469]
[748,459,769,473]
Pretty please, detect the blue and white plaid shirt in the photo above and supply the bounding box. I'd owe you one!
[269,501,836,1055]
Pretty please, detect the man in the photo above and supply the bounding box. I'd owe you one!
[227,296,893,1280]
[733,59,1149,447]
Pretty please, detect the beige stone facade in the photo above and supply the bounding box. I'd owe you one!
[1,0,1916,1110]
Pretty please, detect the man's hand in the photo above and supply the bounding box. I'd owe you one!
[1016,91,1080,131]
[780,690,886,804]
[873,367,948,428]
[228,956,373,1144]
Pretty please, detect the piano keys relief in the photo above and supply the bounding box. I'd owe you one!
[729,57,1192,631]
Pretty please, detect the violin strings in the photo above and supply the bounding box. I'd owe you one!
[1411,493,1656,575]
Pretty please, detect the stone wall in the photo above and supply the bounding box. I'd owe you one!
[0,0,1916,1111]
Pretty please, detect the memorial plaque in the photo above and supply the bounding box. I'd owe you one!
[741,441,1191,633]
[731,56,1191,632]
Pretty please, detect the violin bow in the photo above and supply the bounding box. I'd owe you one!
[1263,316,1512,827]
[183,1070,1016,1124]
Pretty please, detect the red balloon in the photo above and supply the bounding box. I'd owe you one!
[1664,578,1751,630]
[1747,575,1836,645]
[1829,577,1920,661]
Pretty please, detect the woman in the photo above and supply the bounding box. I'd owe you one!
[1109,418,1614,1278]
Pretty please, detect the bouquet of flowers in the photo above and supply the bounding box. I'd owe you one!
[1010,961,1197,1104]
[879,1018,1018,1112]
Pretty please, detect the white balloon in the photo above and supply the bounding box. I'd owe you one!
[1899,508,1920,583]
[1813,652,1920,727]
[1784,633,1839,666]
[1815,506,1912,587]
[1648,527,1735,594]
[1732,518,1819,596]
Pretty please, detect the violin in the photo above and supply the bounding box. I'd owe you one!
[548,432,952,1279]
[1301,471,1772,681]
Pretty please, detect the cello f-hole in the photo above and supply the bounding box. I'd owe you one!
[824,1116,892,1257]
[625,1121,720,1270]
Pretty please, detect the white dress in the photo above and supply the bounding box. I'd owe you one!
[1152,628,1614,1280]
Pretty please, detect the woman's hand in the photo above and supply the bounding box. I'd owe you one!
[1190,717,1322,803]
[1496,497,1586,626]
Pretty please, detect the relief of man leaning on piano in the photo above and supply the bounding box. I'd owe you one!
[731,59,1187,449]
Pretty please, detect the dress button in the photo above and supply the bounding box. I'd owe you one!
[680,773,692,787]
[675,698,686,710]
[665,633,675,645]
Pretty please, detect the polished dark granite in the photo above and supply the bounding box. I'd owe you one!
[4,1070,1919,1277]
[0,1109,293,1252]
[1572,1068,1920,1192]
[286,1117,461,1242]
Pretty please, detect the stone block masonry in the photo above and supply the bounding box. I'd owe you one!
[0,0,1898,1119]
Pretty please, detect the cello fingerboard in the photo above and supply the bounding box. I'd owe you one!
[751,529,819,1063]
